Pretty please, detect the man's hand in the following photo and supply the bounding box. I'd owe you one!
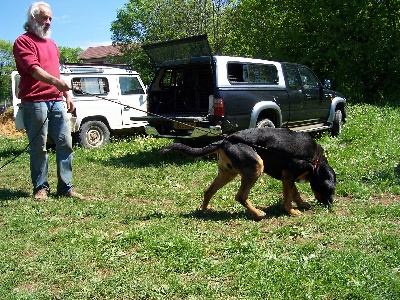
[55,78,72,93]
[63,91,75,112]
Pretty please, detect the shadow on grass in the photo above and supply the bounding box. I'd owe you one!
[261,201,287,219]
[93,147,216,169]
[395,163,400,178]
[182,209,247,221]
[362,164,400,184]
[181,201,286,221]
[0,188,30,202]
[0,147,26,160]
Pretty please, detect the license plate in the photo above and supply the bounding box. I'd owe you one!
[174,121,196,130]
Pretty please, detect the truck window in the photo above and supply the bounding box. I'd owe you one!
[283,65,302,90]
[228,62,278,85]
[119,76,144,95]
[298,67,320,89]
[72,77,109,96]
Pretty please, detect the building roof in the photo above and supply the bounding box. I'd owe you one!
[77,45,123,60]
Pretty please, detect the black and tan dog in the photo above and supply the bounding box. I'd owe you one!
[161,128,336,220]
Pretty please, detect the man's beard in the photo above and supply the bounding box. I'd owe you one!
[31,20,51,39]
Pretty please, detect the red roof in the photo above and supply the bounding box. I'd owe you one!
[77,45,123,60]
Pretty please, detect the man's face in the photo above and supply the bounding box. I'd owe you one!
[31,5,52,39]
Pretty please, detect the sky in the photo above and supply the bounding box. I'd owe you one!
[0,0,128,49]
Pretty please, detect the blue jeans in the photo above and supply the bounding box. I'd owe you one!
[22,101,74,195]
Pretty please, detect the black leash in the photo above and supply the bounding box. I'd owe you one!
[0,91,320,170]
[0,101,57,170]
[78,91,322,168]
[76,90,229,140]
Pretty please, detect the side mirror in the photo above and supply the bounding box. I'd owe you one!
[323,79,331,89]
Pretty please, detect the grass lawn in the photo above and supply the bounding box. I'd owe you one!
[0,103,399,299]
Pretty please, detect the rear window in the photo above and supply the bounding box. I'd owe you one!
[160,69,183,88]
[72,77,109,96]
[227,62,278,85]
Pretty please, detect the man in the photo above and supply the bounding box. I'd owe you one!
[13,2,84,200]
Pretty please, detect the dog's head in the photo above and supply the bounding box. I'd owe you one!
[310,157,336,208]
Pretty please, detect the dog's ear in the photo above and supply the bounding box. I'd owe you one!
[310,159,336,207]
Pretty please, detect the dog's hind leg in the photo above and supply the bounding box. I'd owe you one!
[236,175,266,220]
[202,169,237,211]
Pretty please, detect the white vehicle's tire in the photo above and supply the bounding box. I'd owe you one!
[79,120,110,148]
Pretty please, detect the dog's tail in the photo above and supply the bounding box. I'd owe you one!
[160,141,222,157]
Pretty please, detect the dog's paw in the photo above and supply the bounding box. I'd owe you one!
[298,201,311,210]
[252,209,266,220]
[289,208,302,216]
[199,205,215,211]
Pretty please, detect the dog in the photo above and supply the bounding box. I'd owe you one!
[161,127,336,220]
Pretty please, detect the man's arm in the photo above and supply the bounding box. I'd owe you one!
[32,66,71,92]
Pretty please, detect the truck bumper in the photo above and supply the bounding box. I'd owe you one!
[145,125,222,139]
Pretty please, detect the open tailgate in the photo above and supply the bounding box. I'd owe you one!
[142,34,212,66]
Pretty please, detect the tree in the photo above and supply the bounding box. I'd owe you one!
[111,0,399,102]
[226,0,400,102]
[0,40,15,102]
[58,46,84,64]
[110,0,236,84]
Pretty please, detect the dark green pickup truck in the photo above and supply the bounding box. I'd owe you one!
[132,35,347,140]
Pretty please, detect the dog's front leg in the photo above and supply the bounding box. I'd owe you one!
[282,170,302,216]
[293,184,311,210]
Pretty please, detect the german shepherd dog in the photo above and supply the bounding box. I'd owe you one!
[161,128,336,220]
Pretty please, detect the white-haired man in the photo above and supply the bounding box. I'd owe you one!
[13,2,85,200]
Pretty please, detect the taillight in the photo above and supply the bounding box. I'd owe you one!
[213,97,224,117]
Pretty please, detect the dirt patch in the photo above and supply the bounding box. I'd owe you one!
[337,194,400,207]
[0,107,25,138]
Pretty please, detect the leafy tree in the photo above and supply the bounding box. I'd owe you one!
[227,0,400,102]
[111,0,399,102]
[58,46,84,64]
[0,40,15,102]
[110,0,235,84]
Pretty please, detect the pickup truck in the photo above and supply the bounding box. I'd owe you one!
[131,35,347,140]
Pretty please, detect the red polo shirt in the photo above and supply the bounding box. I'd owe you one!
[13,32,62,102]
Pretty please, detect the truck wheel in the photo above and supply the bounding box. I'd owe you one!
[79,120,110,148]
[256,118,275,128]
[331,110,343,137]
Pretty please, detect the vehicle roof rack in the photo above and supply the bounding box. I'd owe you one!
[61,62,132,69]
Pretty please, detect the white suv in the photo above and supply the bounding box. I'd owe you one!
[12,65,148,148]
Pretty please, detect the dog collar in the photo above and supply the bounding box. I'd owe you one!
[312,155,321,171]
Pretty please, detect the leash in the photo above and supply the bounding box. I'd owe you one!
[0,91,321,171]
[0,101,57,170]
[78,90,322,169]
[76,89,229,140]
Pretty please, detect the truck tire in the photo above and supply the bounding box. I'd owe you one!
[256,118,275,128]
[331,110,343,137]
[79,120,110,148]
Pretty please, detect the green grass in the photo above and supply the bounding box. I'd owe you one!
[0,103,399,299]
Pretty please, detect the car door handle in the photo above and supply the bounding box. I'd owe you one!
[305,94,311,99]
